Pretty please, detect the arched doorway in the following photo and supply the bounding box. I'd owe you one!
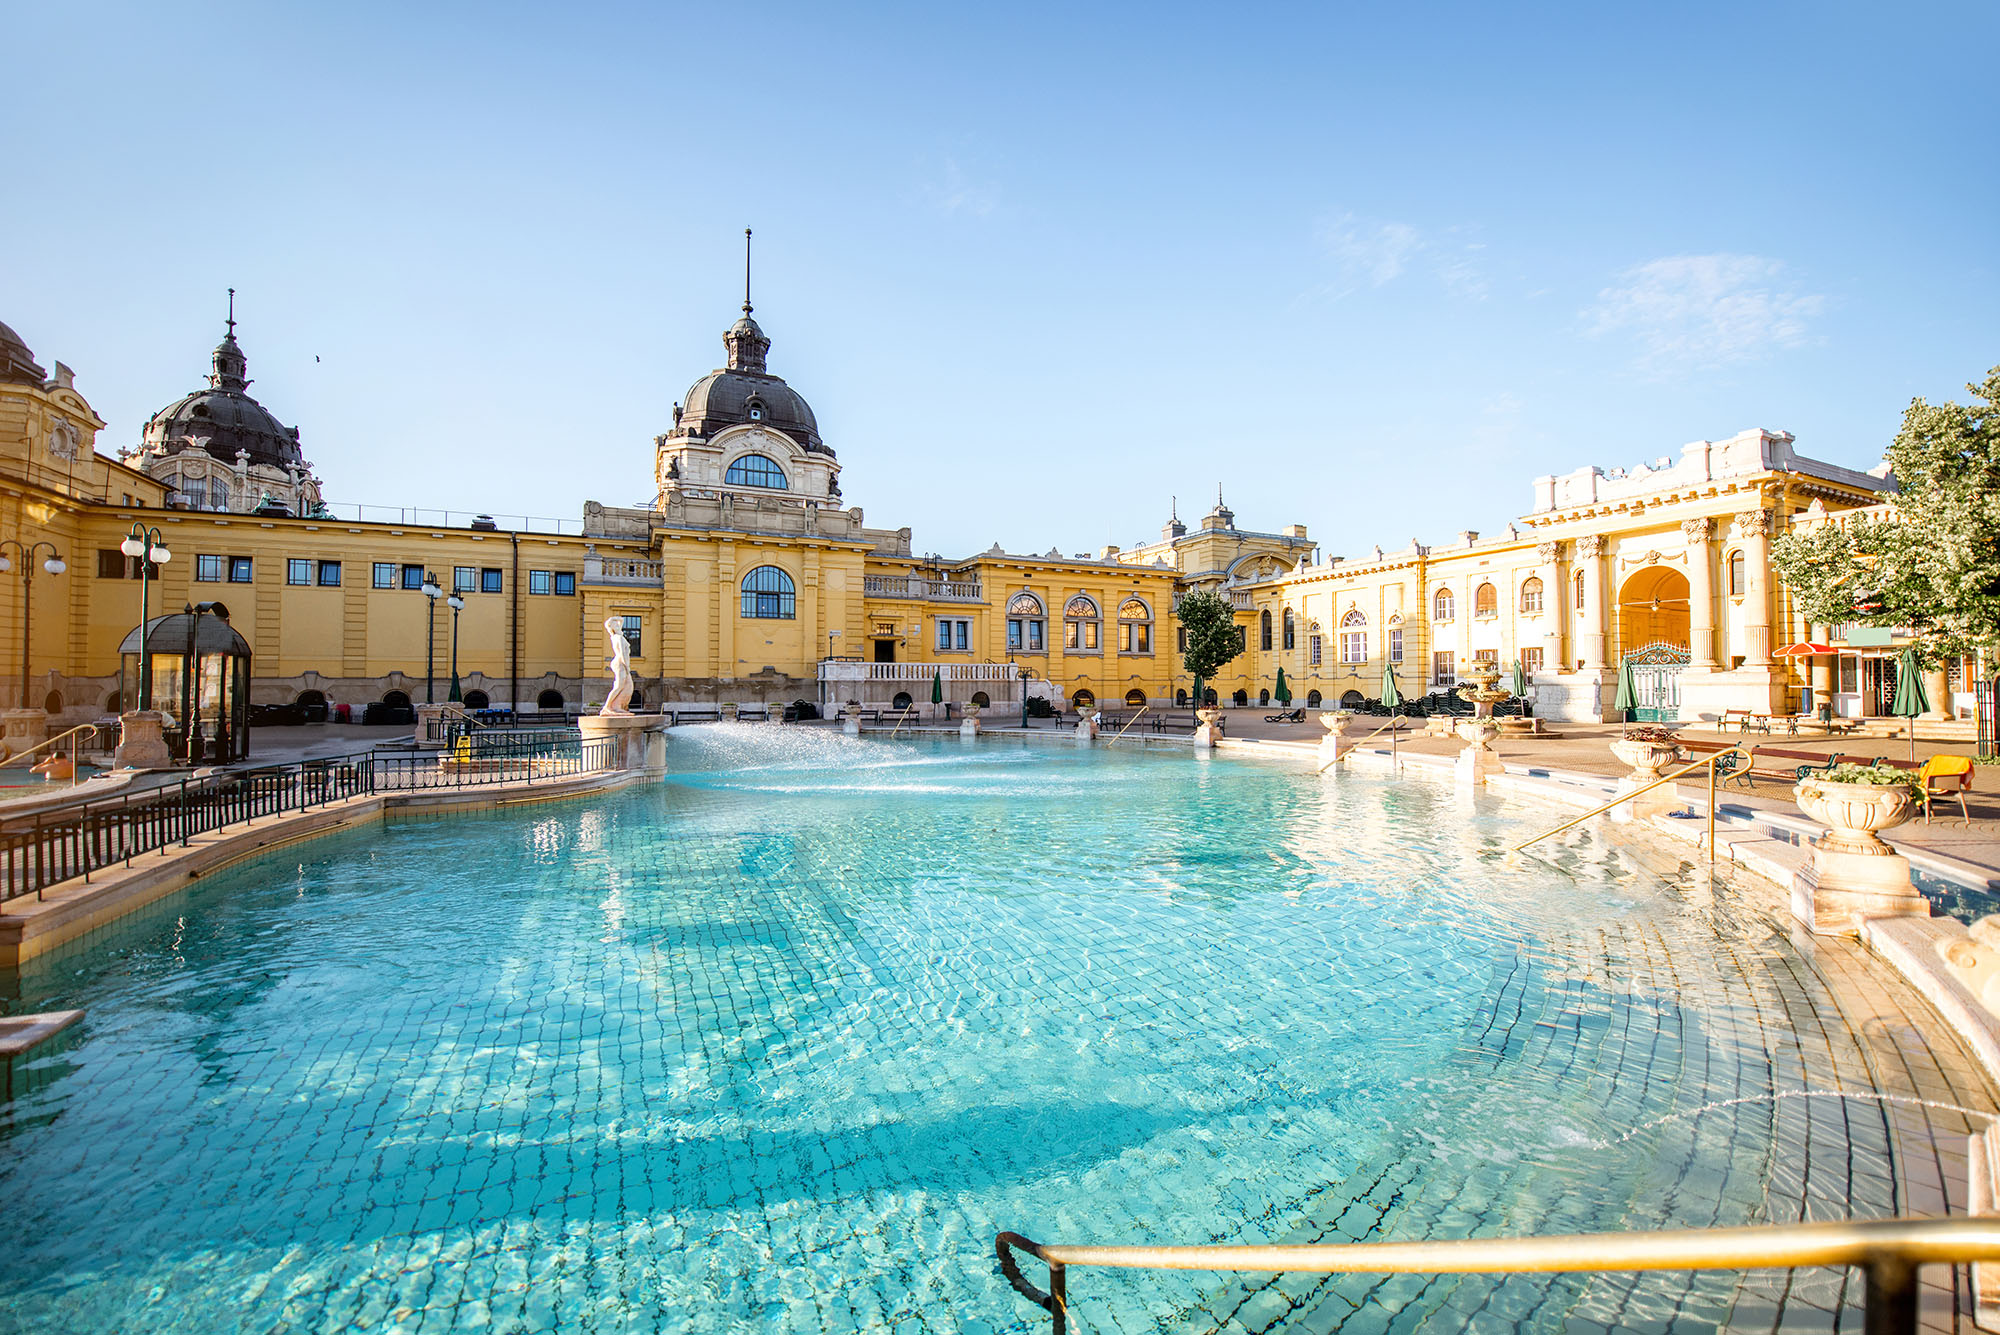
[1617,567,1693,722]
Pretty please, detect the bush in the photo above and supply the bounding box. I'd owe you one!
[1808,762,1921,797]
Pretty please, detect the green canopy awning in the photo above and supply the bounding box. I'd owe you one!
[1274,667,1291,704]
[1380,664,1403,711]
[1614,659,1638,714]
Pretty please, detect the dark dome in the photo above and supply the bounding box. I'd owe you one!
[679,370,826,455]
[0,320,47,386]
[118,608,251,656]
[141,327,304,470]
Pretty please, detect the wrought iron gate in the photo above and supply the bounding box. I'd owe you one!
[1624,642,1690,723]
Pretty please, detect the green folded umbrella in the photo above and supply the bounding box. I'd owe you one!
[931,668,944,706]
[1379,664,1402,711]
[1274,667,1292,705]
[1614,659,1638,719]
[1511,658,1528,698]
[1890,645,1929,762]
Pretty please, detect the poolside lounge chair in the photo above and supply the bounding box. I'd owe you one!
[1264,707,1305,723]
[1919,755,1974,825]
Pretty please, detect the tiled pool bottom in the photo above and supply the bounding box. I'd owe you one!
[0,731,1992,1334]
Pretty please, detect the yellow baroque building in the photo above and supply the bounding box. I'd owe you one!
[0,300,1923,745]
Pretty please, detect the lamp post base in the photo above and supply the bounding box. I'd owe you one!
[114,710,172,770]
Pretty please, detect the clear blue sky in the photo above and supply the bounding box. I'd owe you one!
[5,2,1994,559]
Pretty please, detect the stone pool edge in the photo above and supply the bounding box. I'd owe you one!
[0,765,653,967]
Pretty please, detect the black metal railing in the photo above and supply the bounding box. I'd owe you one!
[0,736,613,905]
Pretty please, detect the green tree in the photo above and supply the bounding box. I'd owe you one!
[1770,365,2000,664]
[1178,590,1242,705]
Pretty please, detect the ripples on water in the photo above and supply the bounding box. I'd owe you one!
[0,726,1942,1333]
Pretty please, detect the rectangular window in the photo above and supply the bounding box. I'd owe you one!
[938,619,970,651]
[454,566,476,593]
[937,620,953,651]
[529,569,553,596]
[1389,627,1404,662]
[229,557,254,584]
[401,563,425,590]
[620,615,642,657]
[1235,626,1247,651]
[554,571,576,596]
[481,568,503,594]
[287,558,313,586]
[318,560,342,587]
[1007,618,1021,650]
[1341,631,1367,664]
[1434,651,1456,687]
[1178,626,1188,653]
[1838,654,1860,694]
[195,554,224,583]
[1309,634,1323,667]
[373,562,396,589]
[1474,649,1499,666]
[1522,647,1544,675]
[97,549,127,579]
[1121,622,1151,653]
[1029,620,1043,651]
[956,621,969,651]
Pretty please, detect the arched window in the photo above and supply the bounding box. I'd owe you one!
[1118,598,1152,653]
[537,688,566,709]
[724,454,788,489]
[1434,588,1455,622]
[1007,593,1046,652]
[1232,689,1249,706]
[971,691,990,708]
[1282,607,1296,650]
[741,566,796,619]
[1340,609,1368,664]
[1259,688,1270,706]
[43,689,62,714]
[1176,688,1189,706]
[1259,608,1273,650]
[1308,620,1323,667]
[384,690,412,709]
[1520,576,1544,614]
[892,691,913,710]
[1072,689,1096,710]
[1124,688,1147,707]
[462,689,490,710]
[1388,615,1404,663]
[1728,550,1745,596]
[1341,689,1366,708]
[1475,583,1498,618]
[1574,569,1586,610]
[1306,689,1323,708]
[1064,595,1100,651]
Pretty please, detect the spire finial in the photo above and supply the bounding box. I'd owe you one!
[1170,495,1178,520]
[226,287,236,337]
[1217,483,1224,508]
[743,228,753,314]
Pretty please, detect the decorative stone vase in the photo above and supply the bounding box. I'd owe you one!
[1610,739,1680,782]
[1455,718,1499,752]
[1319,710,1352,737]
[1195,706,1222,727]
[1794,778,1917,857]
[963,703,982,722]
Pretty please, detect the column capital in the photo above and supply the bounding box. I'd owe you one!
[1536,540,1563,563]
[1680,516,1714,541]
[1576,534,1606,558]
[1734,508,1773,539]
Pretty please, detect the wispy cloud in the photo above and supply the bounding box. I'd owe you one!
[1585,254,1823,375]
[920,156,997,217]
[1310,212,1487,302]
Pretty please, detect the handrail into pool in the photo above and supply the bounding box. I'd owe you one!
[0,722,107,781]
[996,1214,2000,1335]
[1513,744,1754,862]
[889,705,919,739]
[1109,704,1149,741]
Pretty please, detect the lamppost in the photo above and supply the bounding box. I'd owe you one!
[447,592,465,703]
[0,540,65,711]
[119,524,172,708]
[420,571,442,703]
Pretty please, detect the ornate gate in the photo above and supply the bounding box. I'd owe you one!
[1624,642,1690,723]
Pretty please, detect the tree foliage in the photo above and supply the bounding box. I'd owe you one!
[1178,590,1242,687]
[1770,365,2000,664]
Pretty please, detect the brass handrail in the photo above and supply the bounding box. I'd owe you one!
[1110,704,1150,741]
[996,1215,2000,1335]
[1512,743,1754,861]
[889,704,919,738]
[0,722,103,780]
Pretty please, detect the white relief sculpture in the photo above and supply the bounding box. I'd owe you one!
[602,616,634,716]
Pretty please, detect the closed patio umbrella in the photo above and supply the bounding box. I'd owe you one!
[1614,659,1638,721]
[1274,667,1292,705]
[1379,664,1403,712]
[931,668,944,710]
[1511,658,1528,698]
[1890,645,1930,762]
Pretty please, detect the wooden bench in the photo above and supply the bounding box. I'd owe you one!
[734,704,771,722]
[669,706,721,724]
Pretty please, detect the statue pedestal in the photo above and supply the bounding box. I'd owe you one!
[842,702,862,737]
[1193,708,1222,749]
[1454,719,1500,790]
[115,711,172,770]
[1315,713,1352,771]
[413,704,446,750]
[580,713,665,772]
[960,705,982,740]
[1791,848,1928,936]
[2,708,48,762]
[1076,714,1099,741]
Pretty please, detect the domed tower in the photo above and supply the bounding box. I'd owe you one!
[654,232,841,508]
[124,291,325,516]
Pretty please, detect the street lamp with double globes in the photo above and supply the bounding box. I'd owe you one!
[447,592,465,704]
[119,524,171,708]
[420,571,443,704]
[0,541,66,712]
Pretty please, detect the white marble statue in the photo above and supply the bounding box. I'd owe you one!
[602,616,634,716]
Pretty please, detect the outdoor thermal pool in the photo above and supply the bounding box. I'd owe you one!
[0,726,1990,1333]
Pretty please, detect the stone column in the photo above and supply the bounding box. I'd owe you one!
[1535,541,1563,673]
[1924,666,1951,720]
[1735,508,1775,667]
[1810,624,1834,713]
[1682,517,1716,670]
[1576,535,1607,670]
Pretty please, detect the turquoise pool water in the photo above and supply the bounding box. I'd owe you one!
[0,729,1976,1332]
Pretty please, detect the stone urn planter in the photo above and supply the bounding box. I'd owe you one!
[1319,710,1353,740]
[1793,778,1917,857]
[1610,738,1680,782]
[1193,705,1223,748]
[963,703,981,723]
[1195,706,1222,727]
